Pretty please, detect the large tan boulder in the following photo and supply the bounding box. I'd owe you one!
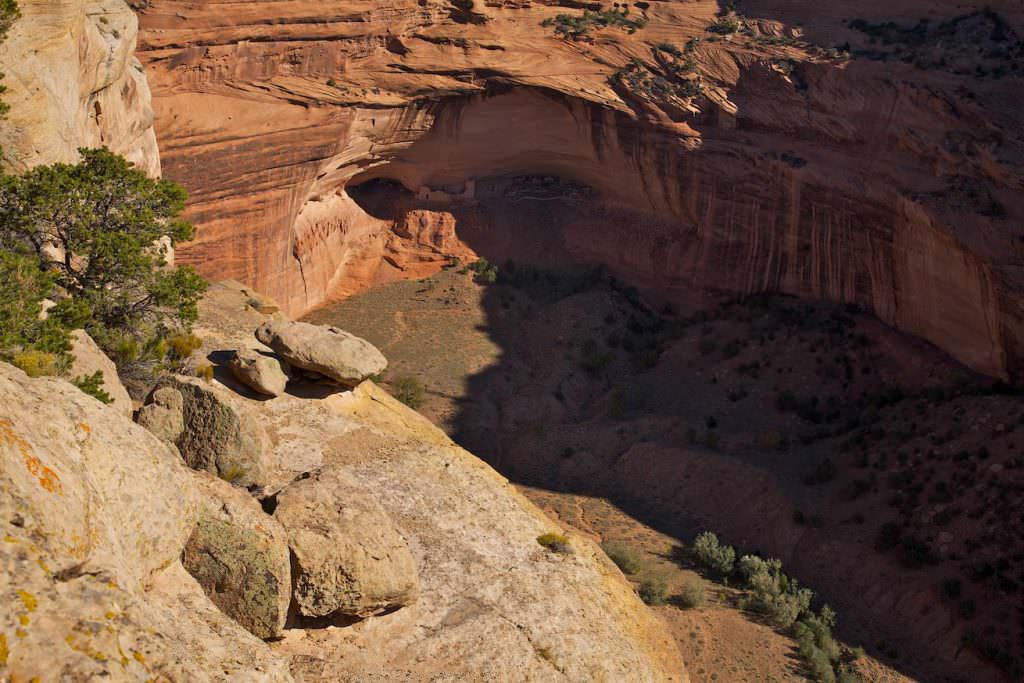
[183,475,291,639]
[255,320,386,388]
[139,375,273,490]
[274,467,419,618]
[68,328,133,416]
[230,347,290,397]
[0,362,292,681]
[0,363,199,589]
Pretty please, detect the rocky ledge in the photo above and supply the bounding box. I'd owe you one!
[0,281,685,681]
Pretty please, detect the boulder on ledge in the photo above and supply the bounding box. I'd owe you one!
[138,375,272,490]
[230,348,290,397]
[183,474,291,639]
[274,468,419,619]
[255,320,386,388]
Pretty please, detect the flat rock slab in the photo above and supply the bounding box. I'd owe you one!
[256,321,386,388]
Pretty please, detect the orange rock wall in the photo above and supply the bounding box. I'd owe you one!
[136,0,1024,379]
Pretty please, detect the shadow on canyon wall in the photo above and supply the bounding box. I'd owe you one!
[343,169,1016,682]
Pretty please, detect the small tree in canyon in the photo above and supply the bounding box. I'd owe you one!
[0,148,207,379]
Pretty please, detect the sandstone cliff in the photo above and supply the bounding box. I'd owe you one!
[136,0,1024,380]
[0,281,686,681]
[0,0,159,174]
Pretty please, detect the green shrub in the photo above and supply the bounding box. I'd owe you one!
[392,375,425,409]
[537,532,572,554]
[602,541,643,574]
[639,577,668,605]
[467,258,498,284]
[707,16,739,35]
[72,370,112,404]
[0,148,208,373]
[11,348,62,377]
[692,531,735,575]
[166,332,202,360]
[674,578,706,608]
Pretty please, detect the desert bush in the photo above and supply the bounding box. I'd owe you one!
[166,331,202,360]
[0,148,207,375]
[392,375,425,409]
[692,531,736,576]
[467,258,498,284]
[72,370,112,404]
[602,541,643,574]
[707,16,739,34]
[639,577,668,605]
[674,578,706,608]
[536,532,572,554]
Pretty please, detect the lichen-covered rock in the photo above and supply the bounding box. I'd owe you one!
[183,474,291,639]
[67,329,133,416]
[230,347,290,397]
[0,363,199,589]
[0,362,291,681]
[255,320,386,388]
[274,467,419,618]
[136,385,185,443]
[140,375,272,490]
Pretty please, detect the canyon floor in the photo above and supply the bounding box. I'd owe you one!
[305,240,1024,682]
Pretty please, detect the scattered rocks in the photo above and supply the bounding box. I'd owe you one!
[139,375,272,489]
[230,348,291,397]
[274,468,419,618]
[183,475,291,639]
[0,362,291,681]
[68,328,133,416]
[255,320,386,388]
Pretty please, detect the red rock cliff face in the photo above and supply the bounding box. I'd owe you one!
[136,0,1024,379]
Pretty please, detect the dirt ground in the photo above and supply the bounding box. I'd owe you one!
[306,262,1019,682]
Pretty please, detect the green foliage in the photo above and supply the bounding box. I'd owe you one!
[738,554,814,629]
[639,577,668,605]
[707,15,740,35]
[542,6,647,39]
[11,349,62,377]
[0,249,75,368]
[166,331,202,360]
[602,541,643,574]
[467,258,498,284]
[392,375,425,409]
[610,57,703,101]
[72,370,113,404]
[692,531,736,576]
[0,148,208,366]
[536,532,572,554]
[674,578,706,609]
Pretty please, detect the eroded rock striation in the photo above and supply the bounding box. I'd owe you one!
[136,0,1024,380]
[0,0,159,174]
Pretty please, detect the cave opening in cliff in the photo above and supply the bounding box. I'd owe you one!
[345,169,610,271]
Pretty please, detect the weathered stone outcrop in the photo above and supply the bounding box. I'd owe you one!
[0,363,291,681]
[274,467,419,619]
[67,328,133,416]
[230,348,291,397]
[255,320,386,387]
[184,474,292,639]
[136,0,1024,380]
[0,0,159,174]
[140,375,273,490]
[191,283,687,681]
